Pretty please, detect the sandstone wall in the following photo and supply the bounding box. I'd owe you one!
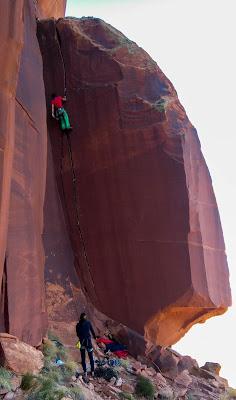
[37,17,231,346]
[0,2,231,348]
[0,1,24,330]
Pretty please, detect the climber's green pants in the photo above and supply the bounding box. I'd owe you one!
[56,107,71,131]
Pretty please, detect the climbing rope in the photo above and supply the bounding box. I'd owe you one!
[55,22,67,97]
[54,18,100,304]
[64,133,100,303]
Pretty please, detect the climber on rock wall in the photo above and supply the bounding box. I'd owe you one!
[51,93,72,131]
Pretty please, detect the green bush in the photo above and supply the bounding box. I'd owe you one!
[45,367,64,384]
[21,373,36,391]
[0,367,12,391]
[45,333,68,362]
[26,335,79,400]
[135,375,155,399]
[27,375,67,400]
[47,331,60,343]
[154,98,167,113]
[69,386,86,400]
[42,340,58,360]
[62,360,78,380]
[119,393,135,400]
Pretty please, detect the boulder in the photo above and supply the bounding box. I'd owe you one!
[155,348,179,378]
[158,385,174,398]
[121,383,135,394]
[178,355,199,373]
[191,367,228,389]
[3,394,15,400]
[116,377,123,387]
[174,370,192,387]
[146,367,157,377]
[0,335,44,374]
[201,362,221,375]
[10,376,21,391]
[155,373,167,388]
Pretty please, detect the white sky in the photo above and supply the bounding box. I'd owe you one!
[66,0,236,386]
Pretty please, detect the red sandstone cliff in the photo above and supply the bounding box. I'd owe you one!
[37,17,231,346]
[0,2,231,348]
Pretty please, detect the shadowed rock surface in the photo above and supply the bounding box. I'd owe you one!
[37,17,231,347]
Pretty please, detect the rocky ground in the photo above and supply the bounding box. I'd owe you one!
[0,333,235,400]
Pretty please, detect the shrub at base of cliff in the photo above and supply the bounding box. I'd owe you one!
[70,386,86,400]
[21,336,80,400]
[21,373,37,391]
[220,387,236,400]
[27,375,68,400]
[135,375,155,399]
[120,393,135,400]
[0,367,13,392]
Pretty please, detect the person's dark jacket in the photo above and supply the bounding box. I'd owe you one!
[76,320,96,343]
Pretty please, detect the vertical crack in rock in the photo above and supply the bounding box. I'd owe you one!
[0,259,9,333]
[38,19,101,307]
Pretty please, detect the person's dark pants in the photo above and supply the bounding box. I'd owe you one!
[80,338,94,373]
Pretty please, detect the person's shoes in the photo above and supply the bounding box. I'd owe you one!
[82,372,89,383]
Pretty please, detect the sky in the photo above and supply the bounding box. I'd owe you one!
[66,0,236,386]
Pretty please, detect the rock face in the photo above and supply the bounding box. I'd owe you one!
[0,1,70,346]
[37,0,66,18]
[37,17,231,346]
[0,1,24,325]
[0,1,232,349]
[5,0,48,345]
[0,333,44,374]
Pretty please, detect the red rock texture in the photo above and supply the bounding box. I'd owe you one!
[0,1,24,323]
[0,333,44,374]
[0,2,231,350]
[0,1,72,346]
[37,17,231,347]
[37,0,66,18]
[4,0,48,345]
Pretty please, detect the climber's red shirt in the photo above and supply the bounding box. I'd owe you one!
[51,96,63,108]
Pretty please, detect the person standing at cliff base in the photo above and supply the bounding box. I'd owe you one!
[51,93,72,131]
[76,313,96,379]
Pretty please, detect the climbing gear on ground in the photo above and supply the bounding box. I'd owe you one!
[94,366,118,382]
[95,358,121,367]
